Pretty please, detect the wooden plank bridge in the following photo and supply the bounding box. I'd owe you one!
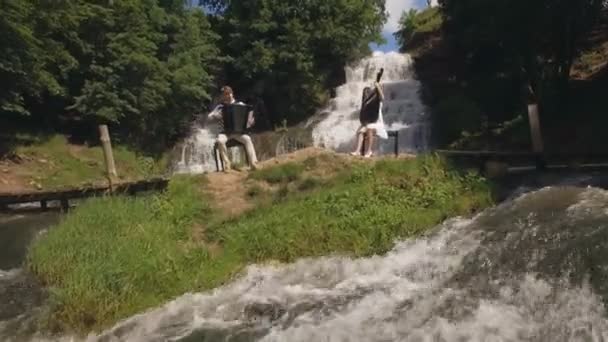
[436,150,608,174]
[0,177,170,212]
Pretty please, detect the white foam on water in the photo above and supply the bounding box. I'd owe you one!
[172,124,221,174]
[311,51,430,154]
[0,268,21,280]
[86,217,476,341]
[85,186,608,342]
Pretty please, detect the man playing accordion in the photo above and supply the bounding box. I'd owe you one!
[208,86,259,171]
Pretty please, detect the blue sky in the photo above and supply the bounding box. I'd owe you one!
[370,0,436,52]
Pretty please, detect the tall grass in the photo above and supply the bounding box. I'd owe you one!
[28,176,239,331]
[28,155,493,333]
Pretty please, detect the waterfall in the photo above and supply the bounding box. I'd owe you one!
[86,184,608,342]
[310,51,430,155]
[171,120,246,174]
[172,122,221,174]
[172,51,429,174]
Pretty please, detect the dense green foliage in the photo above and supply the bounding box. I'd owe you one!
[1,0,387,154]
[440,0,605,114]
[206,0,387,125]
[2,1,219,153]
[395,2,608,149]
[28,155,493,332]
[394,7,442,50]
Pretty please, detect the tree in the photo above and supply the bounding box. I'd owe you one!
[0,1,62,116]
[2,0,387,154]
[440,0,606,117]
[206,0,387,125]
[6,0,220,152]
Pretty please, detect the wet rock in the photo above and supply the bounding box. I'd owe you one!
[243,301,286,324]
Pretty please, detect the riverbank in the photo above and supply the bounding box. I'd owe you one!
[0,134,168,193]
[27,148,494,334]
[0,212,62,341]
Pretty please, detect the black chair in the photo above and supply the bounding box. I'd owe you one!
[213,139,250,172]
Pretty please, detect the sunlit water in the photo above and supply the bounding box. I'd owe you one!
[172,120,225,174]
[80,182,608,342]
[310,51,430,154]
[3,177,608,341]
[173,51,430,174]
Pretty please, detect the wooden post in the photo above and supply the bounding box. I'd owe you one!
[525,81,546,170]
[392,131,399,157]
[527,104,546,170]
[99,125,118,191]
[527,104,544,154]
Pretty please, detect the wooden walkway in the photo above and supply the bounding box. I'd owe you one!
[436,150,608,173]
[0,177,169,211]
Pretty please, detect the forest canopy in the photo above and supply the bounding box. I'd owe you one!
[1,0,387,153]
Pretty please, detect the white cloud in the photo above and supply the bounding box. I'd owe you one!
[384,0,438,34]
[384,0,416,33]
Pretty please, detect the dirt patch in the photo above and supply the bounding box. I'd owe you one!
[0,160,36,193]
[203,148,341,217]
[187,222,224,259]
[203,147,416,217]
[204,170,253,218]
[257,147,334,167]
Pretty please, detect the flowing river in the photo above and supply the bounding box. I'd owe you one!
[68,172,607,342]
[2,174,608,341]
[0,212,60,341]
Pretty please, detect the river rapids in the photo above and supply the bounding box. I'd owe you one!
[76,181,608,342]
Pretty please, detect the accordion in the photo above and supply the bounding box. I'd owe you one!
[221,103,253,134]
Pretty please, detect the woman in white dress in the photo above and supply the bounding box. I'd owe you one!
[351,81,388,157]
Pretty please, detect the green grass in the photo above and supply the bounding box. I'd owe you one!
[212,155,492,261]
[28,155,494,334]
[249,162,305,184]
[28,175,238,332]
[12,135,167,189]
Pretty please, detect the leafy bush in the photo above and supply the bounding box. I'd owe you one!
[432,95,484,146]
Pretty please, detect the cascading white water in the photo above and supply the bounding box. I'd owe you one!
[5,177,608,341]
[173,51,429,174]
[85,185,608,342]
[172,122,221,174]
[172,120,245,174]
[311,51,430,155]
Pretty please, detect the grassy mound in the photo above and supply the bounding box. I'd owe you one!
[1,135,167,191]
[28,154,493,333]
